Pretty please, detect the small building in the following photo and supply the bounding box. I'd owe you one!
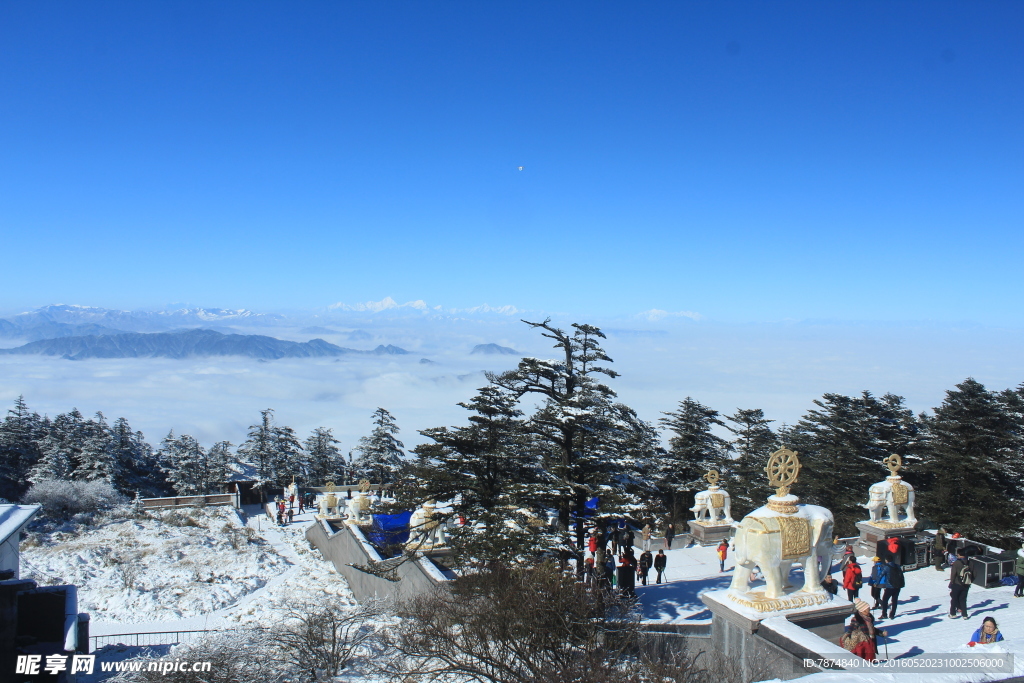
[0,503,41,580]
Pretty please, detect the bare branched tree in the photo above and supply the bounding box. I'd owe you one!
[270,599,390,682]
[381,563,705,683]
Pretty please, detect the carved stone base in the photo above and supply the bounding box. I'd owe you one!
[725,588,832,613]
[688,521,733,546]
[855,520,919,556]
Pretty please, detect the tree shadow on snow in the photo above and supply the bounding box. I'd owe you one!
[882,614,944,638]
[635,576,733,621]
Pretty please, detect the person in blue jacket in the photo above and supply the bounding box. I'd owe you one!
[970,617,1004,645]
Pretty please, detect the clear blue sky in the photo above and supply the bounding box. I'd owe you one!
[1,2,1021,323]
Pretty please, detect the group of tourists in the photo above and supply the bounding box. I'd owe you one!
[837,528,1019,662]
[584,520,675,598]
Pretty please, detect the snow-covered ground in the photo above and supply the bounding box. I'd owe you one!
[635,541,1024,681]
[20,504,355,634]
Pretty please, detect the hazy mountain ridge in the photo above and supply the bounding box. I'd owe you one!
[0,328,409,360]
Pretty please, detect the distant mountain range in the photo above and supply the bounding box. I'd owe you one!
[0,329,409,361]
[1,304,286,335]
[471,343,520,355]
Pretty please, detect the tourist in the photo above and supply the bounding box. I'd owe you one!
[948,548,972,619]
[642,523,653,551]
[879,556,904,620]
[297,495,304,513]
[664,522,675,550]
[604,557,616,590]
[933,528,947,570]
[286,508,294,524]
[638,549,653,586]
[588,531,598,555]
[838,544,855,572]
[820,572,838,595]
[969,617,1004,645]
[617,555,636,599]
[276,509,284,525]
[717,540,729,572]
[584,556,596,586]
[654,549,667,584]
[623,526,636,551]
[867,557,886,610]
[840,599,885,661]
[610,525,620,555]
[1015,542,1024,598]
[842,557,863,602]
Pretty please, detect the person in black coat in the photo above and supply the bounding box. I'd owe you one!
[949,548,971,619]
[617,555,636,598]
[821,572,839,596]
[880,559,905,619]
[654,549,667,584]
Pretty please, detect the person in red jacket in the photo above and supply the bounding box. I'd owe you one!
[717,540,729,572]
[843,558,863,602]
[841,599,885,661]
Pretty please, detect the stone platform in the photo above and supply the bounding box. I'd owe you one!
[688,520,734,545]
[855,520,919,556]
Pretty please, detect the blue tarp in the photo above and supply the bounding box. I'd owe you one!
[585,496,599,509]
[368,510,412,548]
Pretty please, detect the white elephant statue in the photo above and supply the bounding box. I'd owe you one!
[728,504,834,600]
[690,488,733,523]
[347,491,370,523]
[407,502,446,548]
[862,478,916,526]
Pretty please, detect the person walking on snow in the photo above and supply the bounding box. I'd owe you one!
[717,540,729,572]
[664,523,675,550]
[641,523,652,552]
[843,558,863,602]
[949,548,972,619]
[933,528,947,570]
[867,557,885,610]
[638,550,653,586]
[654,549,667,584]
[879,557,904,620]
[1014,543,1024,598]
[286,507,294,524]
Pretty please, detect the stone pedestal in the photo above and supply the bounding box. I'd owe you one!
[688,520,733,546]
[855,521,918,556]
[702,589,853,682]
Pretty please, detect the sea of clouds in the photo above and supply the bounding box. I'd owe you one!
[0,304,1022,452]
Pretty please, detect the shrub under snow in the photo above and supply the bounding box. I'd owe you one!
[21,479,125,519]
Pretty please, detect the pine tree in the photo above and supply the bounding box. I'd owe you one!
[918,379,1022,541]
[488,319,652,551]
[352,408,405,484]
[657,398,729,522]
[272,424,306,486]
[239,409,278,489]
[305,428,343,487]
[160,433,208,495]
[724,408,779,516]
[0,396,43,500]
[109,417,167,496]
[786,391,922,535]
[206,441,235,491]
[75,412,120,484]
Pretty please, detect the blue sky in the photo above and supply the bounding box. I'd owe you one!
[1,2,1021,323]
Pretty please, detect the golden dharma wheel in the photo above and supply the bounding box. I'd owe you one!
[358,479,372,493]
[324,481,336,493]
[704,469,720,486]
[883,453,903,475]
[765,448,801,495]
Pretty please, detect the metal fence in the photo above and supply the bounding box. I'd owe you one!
[90,628,262,649]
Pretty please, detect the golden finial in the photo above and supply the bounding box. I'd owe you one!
[883,454,902,477]
[325,481,336,493]
[765,448,801,498]
[359,479,372,493]
[704,469,720,486]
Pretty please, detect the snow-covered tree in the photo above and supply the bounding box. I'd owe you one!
[305,427,343,486]
[239,409,278,486]
[488,319,653,551]
[656,398,728,523]
[0,396,43,500]
[724,408,779,516]
[352,408,405,484]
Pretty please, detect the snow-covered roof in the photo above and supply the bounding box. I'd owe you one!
[223,461,258,482]
[0,504,41,545]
